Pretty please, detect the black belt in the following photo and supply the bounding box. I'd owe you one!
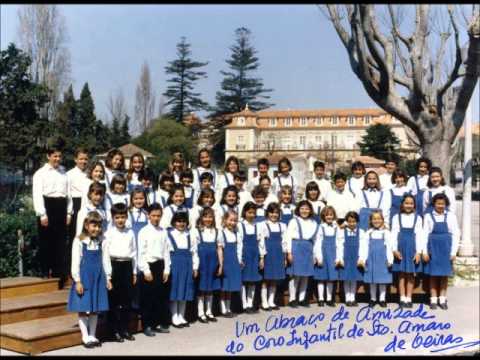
[110,256,133,262]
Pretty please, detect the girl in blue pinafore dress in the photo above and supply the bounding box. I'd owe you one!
[166,211,198,327]
[305,181,325,224]
[406,157,431,217]
[240,201,265,313]
[259,203,287,311]
[180,170,196,209]
[358,210,394,308]
[422,193,459,310]
[279,185,295,225]
[314,206,342,307]
[220,210,243,317]
[286,200,320,307]
[67,211,110,348]
[422,167,456,217]
[128,188,149,310]
[338,211,363,307]
[358,171,391,231]
[391,194,423,308]
[126,153,145,193]
[193,207,222,323]
[389,169,411,225]
[251,186,267,224]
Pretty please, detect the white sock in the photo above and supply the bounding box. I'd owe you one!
[298,277,308,301]
[317,282,325,301]
[247,284,255,308]
[205,295,213,316]
[78,315,89,343]
[400,295,406,302]
[326,282,334,301]
[289,277,298,302]
[87,314,98,340]
[225,299,231,313]
[241,285,247,309]
[351,281,357,302]
[430,296,438,304]
[268,285,276,307]
[220,298,227,314]
[370,284,378,301]
[379,284,386,302]
[405,296,411,303]
[170,301,179,325]
[178,301,187,323]
[439,296,446,304]
[198,296,205,317]
[343,281,350,302]
[261,285,269,308]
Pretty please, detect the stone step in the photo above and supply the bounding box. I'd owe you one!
[0,277,59,299]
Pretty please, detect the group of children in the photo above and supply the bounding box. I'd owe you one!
[32,145,460,348]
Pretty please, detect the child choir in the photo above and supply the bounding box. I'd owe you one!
[32,145,460,348]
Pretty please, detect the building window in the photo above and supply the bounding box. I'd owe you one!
[300,117,308,126]
[285,118,292,127]
[237,117,245,126]
[315,117,323,126]
[364,116,371,125]
[348,116,355,126]
[269,118,277,127]
[315,135,322,144]
[346,135,355,149]
[299,135,306,149]
[332,135,338,147]
[237,135,244,143]
[331,116,339,126]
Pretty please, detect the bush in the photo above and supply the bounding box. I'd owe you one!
[0,208,41,277]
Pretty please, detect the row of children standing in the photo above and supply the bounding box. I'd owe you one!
[32,145,459,348]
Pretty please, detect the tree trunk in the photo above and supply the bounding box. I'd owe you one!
[423,139,454,185]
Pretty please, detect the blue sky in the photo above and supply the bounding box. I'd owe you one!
[1,4,478,128]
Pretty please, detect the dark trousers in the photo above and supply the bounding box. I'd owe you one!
[140,260,170,328]
[67,197,82,275]
[37,197,68,279]
[108,259,134,334]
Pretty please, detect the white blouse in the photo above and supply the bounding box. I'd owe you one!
[127,208,149,229]
[313,223,344,264]
[407,174,429,195]
[216,172,235,196]
[280,203,295,218]
[193,166,217,190]
[309,177,332,202]
[346,175,365,198]
[218,227,243,264]
[238,220,267,256]
[379,172,395,191]
[70,235,111,282]
[67,166,88,199]
[76,202,109,236]
[422,185,457,215]
[238,188,253,213]
[155,188,170,207]
[165,228,199,272]
[191,227,221,245]
[283,217,321,254]
[422,210,460,256]
[359,189,392,227]
[308,199,325,217]
[390,185,411,197]
[273,174,297,200]
[325,188,360,219]
[257,220,288,253]
[214,204,239,230]
[358,228,394,265]
[390,213,424,255]
[105,192,130,214]
[160,204,188,230]
[104,168,125,192]
[104,225,137,274]
[137,223,171,276]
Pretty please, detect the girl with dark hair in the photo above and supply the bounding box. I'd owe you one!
[422,167,456,216]
[389,169,411,225]
[126,152,145,192]
[214,185,239,229]
[406,157,432,216]
[273,157,297,201]
[160,184,187,229]
[358,171,391,231]
[304,181,325,223]
[104,149,126,190]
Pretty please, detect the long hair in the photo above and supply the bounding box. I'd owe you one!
[220,185,239,206]
[294,200,314,219]
[197,188,215,207]
[127,152,145,181]
[305,181,320,201]
[79,211,104,241]
[196,207,216,229]
[129,187,147,210]
[224,155,240,173]
[427,167,446,188]
[87,161,105,181]
[167,184,185,205]
[368,210,385,229]
[169,152,185,174]
[105,148,126,171]
[362,170,381,191]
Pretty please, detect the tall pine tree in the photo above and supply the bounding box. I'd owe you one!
[54,85,77,168]
[163,37,209,123]
[110,117,122,147]
[75,83,97,151]
[120,115,131,145]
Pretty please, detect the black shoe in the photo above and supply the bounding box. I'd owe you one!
[288,300,298,308]
[261,306,271,311]
[123,332,135,341]
[83,341,96,349]
[439,302,448,310]
[345,301,352,307]
[206,314,218,322]
[351,301,358,307]
[113,332,124,343]
[143,327,156,337]
[92,339,101,347]
[171,323,183,328]
[429,303,437,310]
[245,307,253,314]
[399,301,406,308]
[223,311,235,318]
[327,300,335,307]
[299,300,310,308]
[198,316,209,323]
[181,322,190,327]
[406,302,413,308]
[318,300,325,307]
[154,325,170,333]
[369,300,376,308]
[379,301,387,308]
[271,305,280,311]
[250,307,259,314]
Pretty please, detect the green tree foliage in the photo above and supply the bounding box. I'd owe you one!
[0,44,50,175]
[54,85,78,167]
[164,37,210,123]
[120,115,131,145]
[75,83,97,150]
[111,117,122,147]
[357,123,401,162]
[132,117,197,175]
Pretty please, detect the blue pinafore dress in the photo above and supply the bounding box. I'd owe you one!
[424,189,449,216]
[280,205,294,225]
[423,213,453,276]
[313,205,322,224]
[390,189,409,225]
[314,226,339,281]
[392,214,422,273]
[363,232,392,284]
[286,218,318,277]
[184,187,195,209]
[241,223,262,282]
[197,229,221,292]
[338,228,363,281]
[145,188,157,207]
[359,190,384,231]
[67,241,109,313]
[414,176,425,216]
[196,168,216,189]
[255,207,266,224]
[221,231,242,292]
[263,223,286,281]
[167,229,195,301]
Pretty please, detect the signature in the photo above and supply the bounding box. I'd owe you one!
[224,304,479,355]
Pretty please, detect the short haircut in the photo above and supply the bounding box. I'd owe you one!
[351,161,366,174]
[400,194,416,213]
[259,174,271,184]
[171,210,189,227]
[257,158,269,167]
[431,193,450,207]
[320,206,337,222]
[147,202,163,214]
[197,188,215,206]
[363,170,381,191]
[266,202,281,215]
[110,174,127,192]
[111,202,128,217]
[391,169,408,184]
[159,171,175,187]
[305,181,320,201]
[224,156,240,172]
[46,138,64,155]
[88,182,106,198]
[74,148,88,158]
[105,149,125,171]
[197,206,216,228]
[427,167,446,187]
[251,185,267,199]
[278,157,292,172]
[220,185,239,205]
[368,210,385,228]
[167,184,185,204]
[416,157,432,171]
[138,167,155,182]
[180,169,194,181]
[345,211,359,223]
[384,157,398,165]
[241,201,257,219]
[200,171,214,182]
[313,161,325,170]
[87,161,105,180]
[294,200,314,218]
[129,187,147,210]
[234,170,247,181]
[79,211,104,240]
[333,172,347,182]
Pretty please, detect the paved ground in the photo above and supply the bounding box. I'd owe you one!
[455,200,480,256]
[1,284,478,356]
